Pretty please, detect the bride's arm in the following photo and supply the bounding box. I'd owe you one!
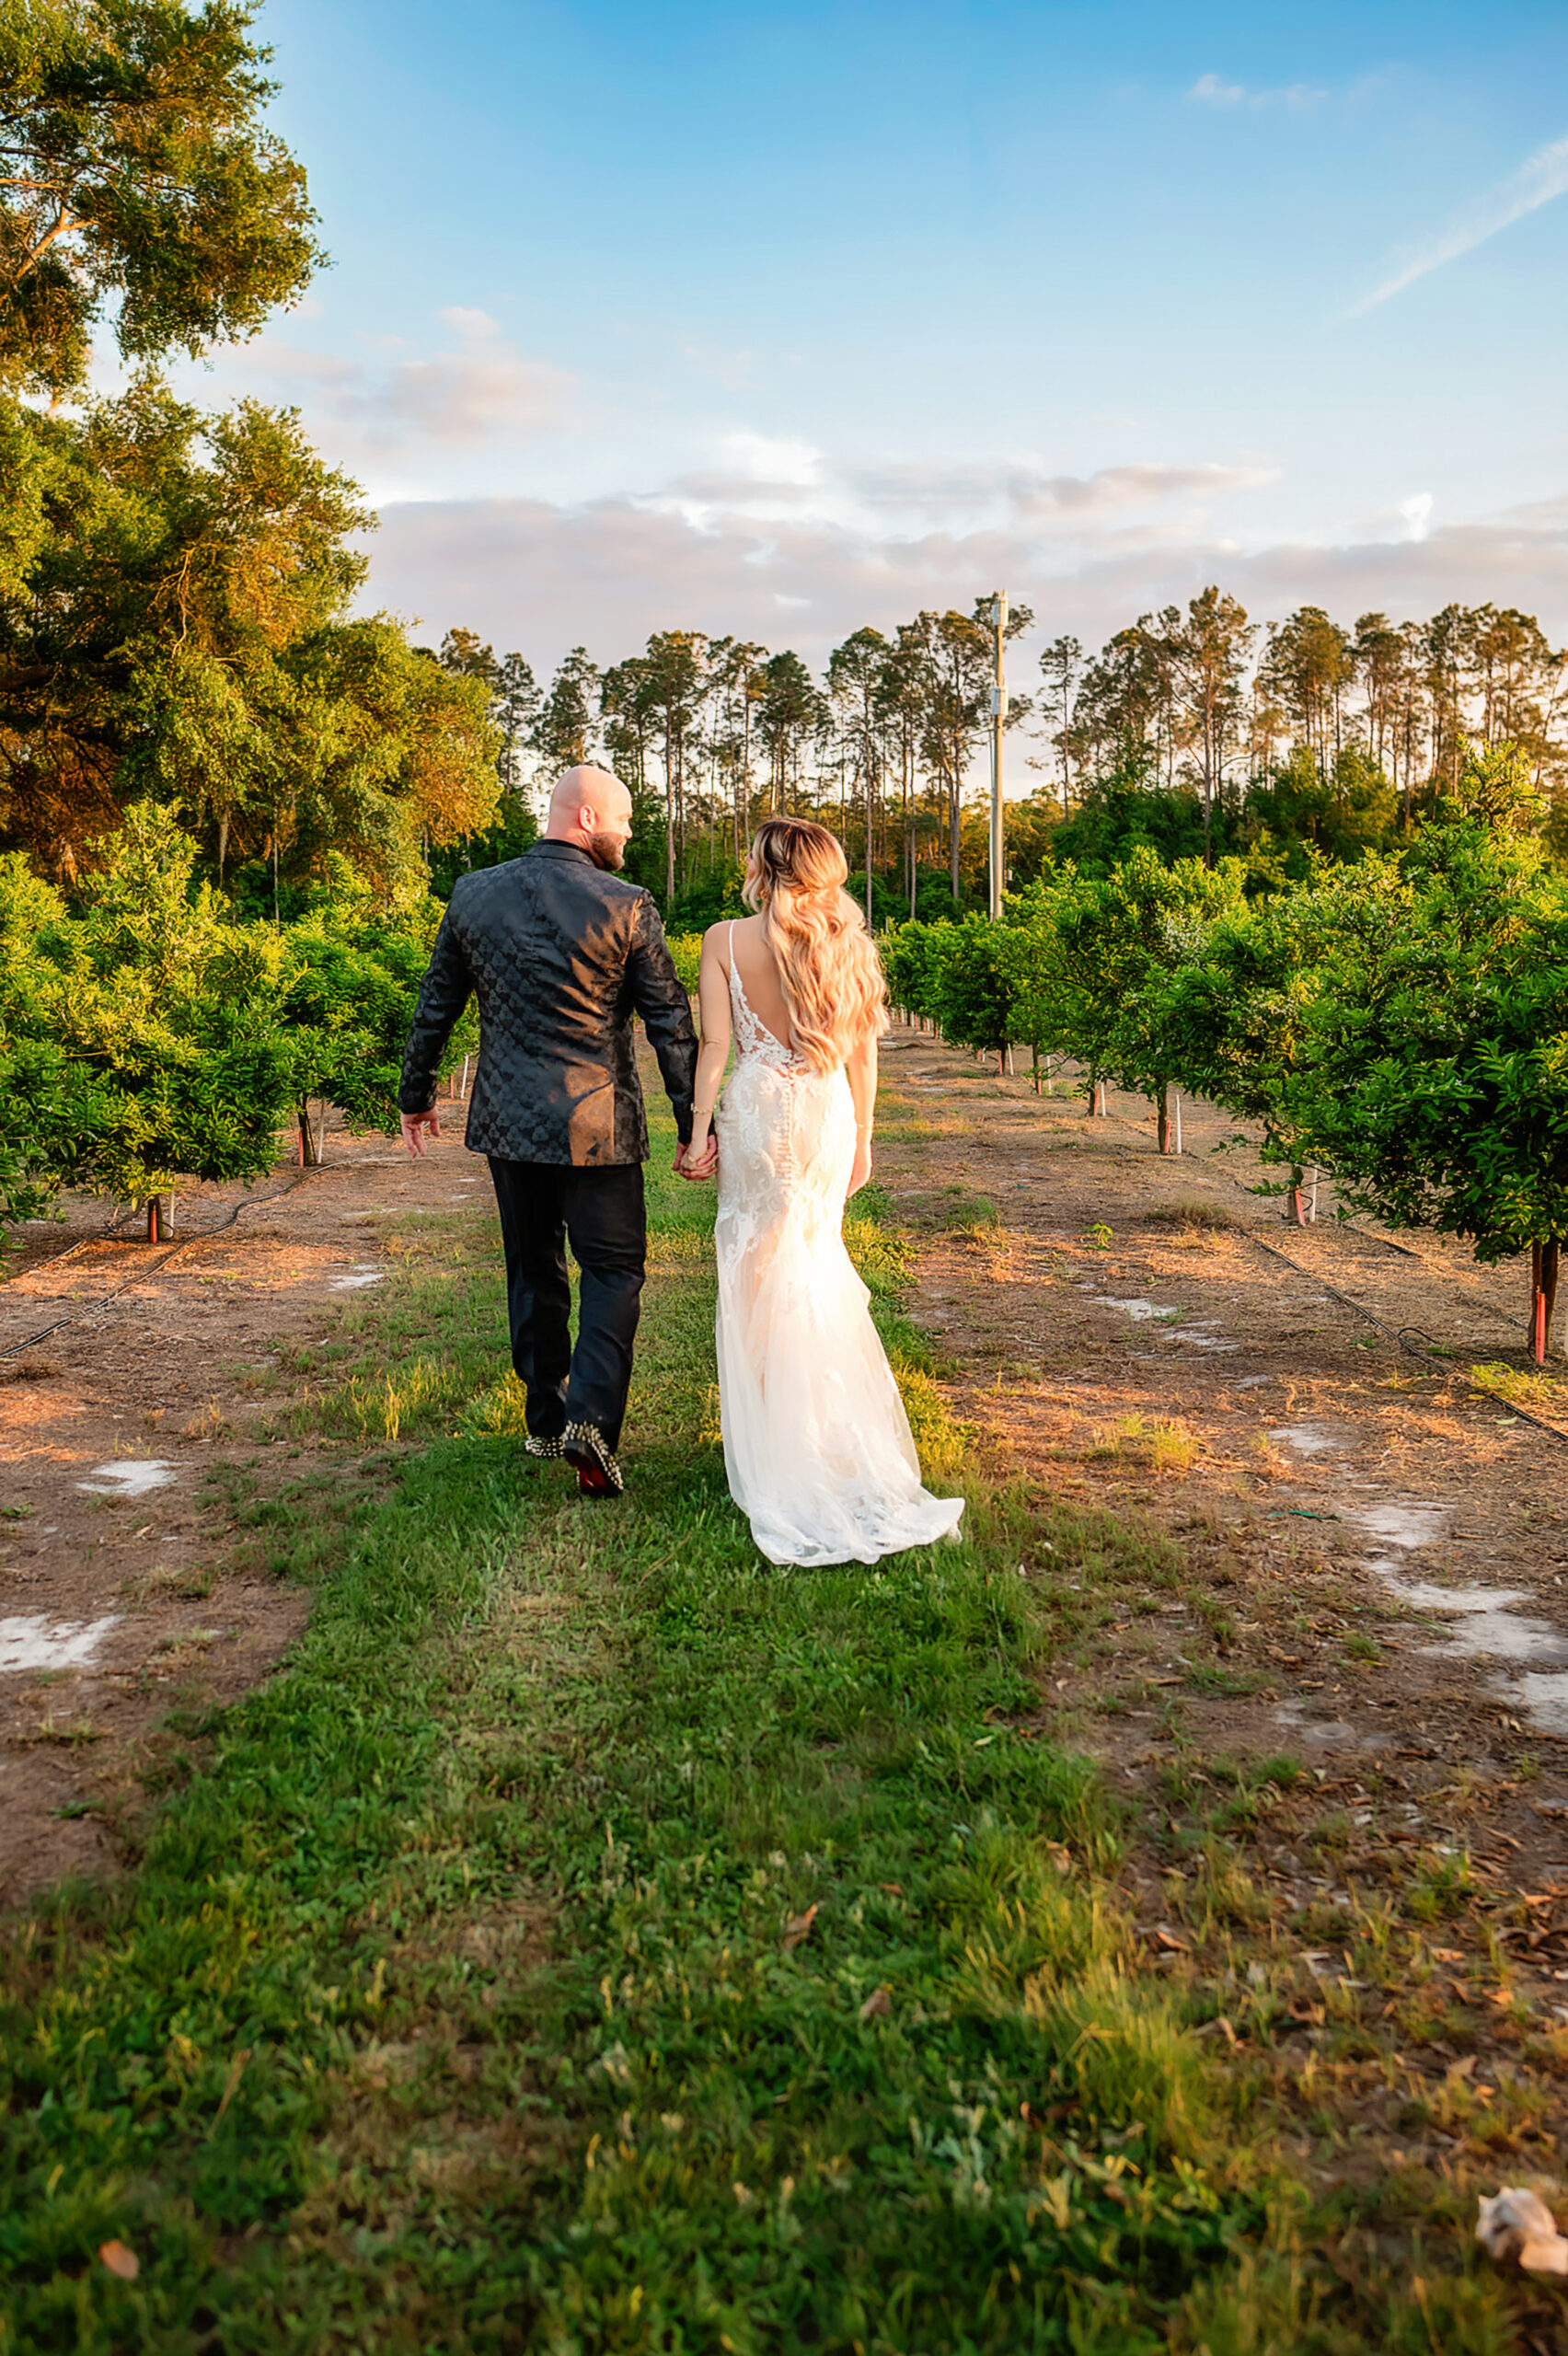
[846,1034,877,1195]
[684,927,732,1175]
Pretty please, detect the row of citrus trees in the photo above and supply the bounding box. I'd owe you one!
[882,752,1568,1357]
[0,807,474,1246]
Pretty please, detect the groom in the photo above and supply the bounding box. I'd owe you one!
[399,765,700,1496]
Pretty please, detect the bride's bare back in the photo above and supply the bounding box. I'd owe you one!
[715,912,795,1053]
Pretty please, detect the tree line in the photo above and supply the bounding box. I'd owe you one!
[436,588,1568,935]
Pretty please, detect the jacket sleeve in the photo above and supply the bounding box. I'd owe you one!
[628,895,698,1144]
[398,902,473,1115]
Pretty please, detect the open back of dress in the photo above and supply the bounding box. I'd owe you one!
[712,930,963,1566]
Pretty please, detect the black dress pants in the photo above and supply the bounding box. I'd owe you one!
[488,1158,646,1449]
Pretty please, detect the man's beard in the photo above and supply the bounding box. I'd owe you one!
[588,830,626,872]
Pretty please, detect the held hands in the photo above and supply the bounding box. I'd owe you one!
[401,1108,442,1160]
[675,1126,718,1183]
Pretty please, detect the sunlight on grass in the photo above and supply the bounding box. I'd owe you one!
[1090,1412,1200,1475]
[1470,1357,1568,1409]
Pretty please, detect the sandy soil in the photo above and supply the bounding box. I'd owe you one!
[876,1021,1568,1888]
[0,1088,484,1907]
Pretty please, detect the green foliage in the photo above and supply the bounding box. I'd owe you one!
[1240,745,1400,876]
[665,931,703,997]
[882,917,962,1031]
[1279,819,1568,1261]
[882,767,1568,1306]
[0,0,322,395]
[928,912,1027,1057]
[0,381,501,887]
[0,807,459,1235]
[1154,858,1405,1186]
[1007,849,1245,1114]
[1047,768,1233,877]
[3,803,296,1205]
[277,896,462,1138]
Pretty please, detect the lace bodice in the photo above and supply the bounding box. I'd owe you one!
[726,922,811,1076]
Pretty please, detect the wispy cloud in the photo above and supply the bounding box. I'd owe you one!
[211,312,571,449]
[657,454,1277,539]
[1188,73,1327,108]
[1351,130,1568,313]
[363,487,1568,676]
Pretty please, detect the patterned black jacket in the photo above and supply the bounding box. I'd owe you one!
[398,841,698,1163]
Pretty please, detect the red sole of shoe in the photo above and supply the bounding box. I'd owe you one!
[565,1449,619,1497]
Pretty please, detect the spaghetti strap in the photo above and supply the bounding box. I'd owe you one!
[727,921,798,1067]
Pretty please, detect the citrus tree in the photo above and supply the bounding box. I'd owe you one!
[881,919,960,1034]
[1155,856,1412,1221]
[930,914,1023,1071]
[278,888,469,1162]
[1039,848,1245,1143]
[1279,809,1568,1355]
[37,806,296,1221]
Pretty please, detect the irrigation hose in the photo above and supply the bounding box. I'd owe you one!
[1237,1226,1568,1449]
[0,1167,316,1363]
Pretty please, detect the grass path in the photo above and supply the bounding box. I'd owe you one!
[0,1097,1532,2352]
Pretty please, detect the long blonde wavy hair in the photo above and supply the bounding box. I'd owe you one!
[744,817,887,1073]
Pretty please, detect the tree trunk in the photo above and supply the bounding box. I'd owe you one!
[1531,1238,1561,1363]
[1156,1082,1170,1154]
[297,1099,324,1168]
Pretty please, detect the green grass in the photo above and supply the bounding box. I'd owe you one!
[0,1109,1521,2352]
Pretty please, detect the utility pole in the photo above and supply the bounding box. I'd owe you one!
[987,591,1008,920]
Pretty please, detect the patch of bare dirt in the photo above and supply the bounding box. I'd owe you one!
[880,1023,1568,1810]
[875,1027,1568,2251]
[0,1089,489,1907]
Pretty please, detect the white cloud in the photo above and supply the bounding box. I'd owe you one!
[1400,491,1434,542]
[437,306,502,339]
[359,482,1568,676]
[720,431,821,485]
[1189,73,1327,107]
[652,452,1278,545]
[1350,130,1568,313]
[847,457,1272,514]
[207,316,571,451]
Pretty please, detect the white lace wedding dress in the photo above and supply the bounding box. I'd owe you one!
[713,928,964,1567]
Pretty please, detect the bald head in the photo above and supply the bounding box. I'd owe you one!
[545,765,634,870]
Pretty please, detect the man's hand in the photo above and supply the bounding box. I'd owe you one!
[401,1108,442,1160]
[675,1132,718,1182]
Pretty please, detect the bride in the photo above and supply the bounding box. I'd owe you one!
[683,817,964,1567]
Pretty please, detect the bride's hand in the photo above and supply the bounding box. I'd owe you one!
[676,1126,718,1182]
[848,1138,872,1195]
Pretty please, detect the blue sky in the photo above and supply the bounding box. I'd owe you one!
[173,0,1568,670]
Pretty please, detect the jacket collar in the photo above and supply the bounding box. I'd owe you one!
[530,838,594,865]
